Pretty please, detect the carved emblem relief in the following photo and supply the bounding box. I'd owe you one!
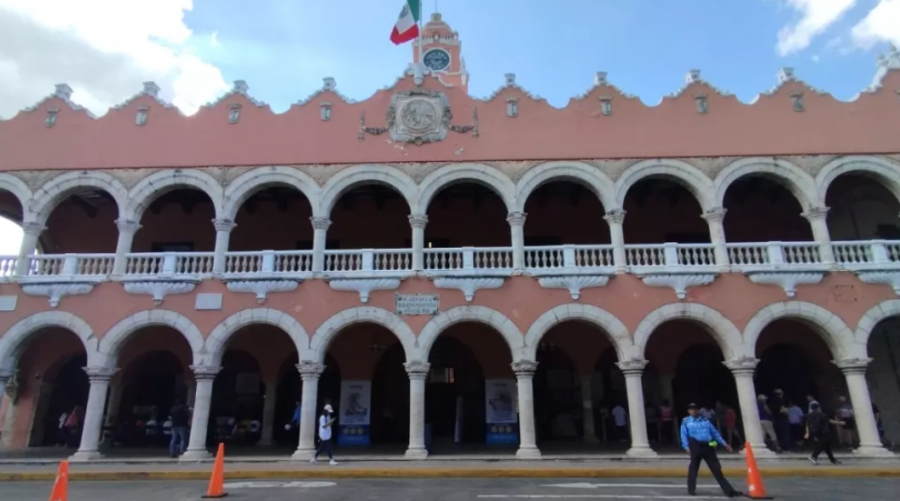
[359,89,478,145]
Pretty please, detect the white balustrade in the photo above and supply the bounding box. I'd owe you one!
[225,252,265,274]
[780,242,821,265]
[73,254,115,275]
[125,253,165,275]
[833,241,874,266]
[524,245,614,270]
[373,249,413,271]
[728,241,821,270]
[473,247,514,270]
[324,250,363,272]
[675,244,716,267]
[124,252,213,277]
[26,255,66,276]
[727,243,770,267]
[0,256,17,278]
[424,248,464,271]
[274,251,314,273]
[625,244,667,267]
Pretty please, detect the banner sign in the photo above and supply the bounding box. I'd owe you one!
[338,380,371,446]
[485,379,519,444]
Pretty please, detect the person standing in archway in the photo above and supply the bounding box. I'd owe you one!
[806,402,843,465]
[681,403,742,498]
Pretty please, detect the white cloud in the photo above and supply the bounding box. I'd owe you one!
[777,0,859,56]
[0,218,22,256]
[0,0,229,119]
[851,0,900,48]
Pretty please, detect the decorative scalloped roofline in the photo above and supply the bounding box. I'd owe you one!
[8,45,900,120]
[111,81,178,112]
[22,84,96,119]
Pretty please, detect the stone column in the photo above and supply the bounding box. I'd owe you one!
[15,221,45,276]
[617,359,657,457]
[604,209,627,273]
[292,361,324,460]
[513,360,541,458]
[702,207,730,269]
[258,378,278,446]
[801,206,835,265]
[112,219,141,275]
[0,370,12,408]
[310,217,332,273]
[405,361,430,459]
[409,214,429,271]
[71,367,117,461]
[580,376,599,444]
[212,219,236,274]
[507,212,527,270]
[181,365,221,461]
[835,358,894,456]
[724,358,774,457]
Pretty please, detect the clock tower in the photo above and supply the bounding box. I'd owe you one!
[413,13,469,93]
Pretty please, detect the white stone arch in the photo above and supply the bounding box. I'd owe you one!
[523,304,632,362]
[614,159,715,210]
[416,305,525,363]
[714,157,818,211]
[124,169,225,220]
[0,311,98,370]
[317,165,417,218]
[205,308,310,366]
[816,156,900,205]
[96,310,205,368]
[742,301,860,360]
[515,161,616,212]
[305,307,417,362]
[415,163,517,214]
[854,300,900,349]
[30,171,129,223]
[632,303,747,360]
[0,173,32,217]
[223,167,320,220]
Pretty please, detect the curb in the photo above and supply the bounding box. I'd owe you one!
[2,467,900,481]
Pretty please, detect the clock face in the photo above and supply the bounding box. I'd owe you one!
[423,49,451,71]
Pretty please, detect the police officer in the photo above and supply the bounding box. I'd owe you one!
[681,403,743,497]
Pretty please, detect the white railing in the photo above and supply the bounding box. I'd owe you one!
[626,243,716,268]
[0,256,17,278]
[225,251,315,275]
[324,249,413,273]
[834,240,900,270]
[524,245,615,270]
[728,241,821,270]
[275,251,314,274]
[625,244,667,267]
[25,254,114,277]
[125,252,214,276]
[424,247,513,272]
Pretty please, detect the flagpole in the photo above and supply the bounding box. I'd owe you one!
[414,0,425,84]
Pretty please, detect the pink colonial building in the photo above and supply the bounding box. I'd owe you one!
[1,14,900,461]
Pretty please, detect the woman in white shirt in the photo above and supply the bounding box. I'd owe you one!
[310,404,338,465]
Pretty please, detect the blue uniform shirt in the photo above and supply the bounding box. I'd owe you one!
[291,407,301,424]
[680,415,726,450]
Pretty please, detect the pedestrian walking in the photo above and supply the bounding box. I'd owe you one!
[835,396,855,447]
[611,403,628,442]
[757,395,782,452]
[770,388,791,452]
[680,403,743,498]
[806,402,843,465]
[724,404,742,449]
[787,400,804,448]
[311,403,338,465]
[168,400,190,458]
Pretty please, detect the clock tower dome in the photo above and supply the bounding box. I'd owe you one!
[413,13,469,93]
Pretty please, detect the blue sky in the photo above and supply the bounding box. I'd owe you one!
[181,0,898,109]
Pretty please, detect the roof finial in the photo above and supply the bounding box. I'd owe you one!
[505,73,516,86]
[54,84,73,100]
[594,72,608,86]
[323,77,337,91]
[233,80,249,94]
[777,67,796,83]
[142,82,160,97]
[686,70,702,84]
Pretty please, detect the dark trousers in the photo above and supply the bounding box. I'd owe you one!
[774,420,791,451]
[811,437,836,463]
[687,438,737,496]
[314,438,333,460]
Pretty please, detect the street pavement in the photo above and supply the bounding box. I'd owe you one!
[0,477,897,500]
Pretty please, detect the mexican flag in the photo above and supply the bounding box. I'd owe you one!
[390,0,421,45]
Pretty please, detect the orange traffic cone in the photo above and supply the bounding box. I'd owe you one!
[202,443,228,498]
[744,442,773,499]
[47,460,69,501]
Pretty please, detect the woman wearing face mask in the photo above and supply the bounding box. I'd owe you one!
[311,403,338,465]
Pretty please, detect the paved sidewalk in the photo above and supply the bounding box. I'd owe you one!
[1,458,899,481]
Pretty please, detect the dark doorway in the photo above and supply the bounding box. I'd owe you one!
[426,337,486,446]
[38,354,89,446]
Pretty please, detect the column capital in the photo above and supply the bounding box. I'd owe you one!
[190,365,223,380]
[408,213,429,229]
[115,219,142,233]
[833,357,872,374]
[603,209,626,224]
[212,218,236,232]
[616,358,648,375]
[296,361,326,380]
[701,207,727,223]
[0,368,14,383]
[723,357,759,375]
[506,211,527,227]
[83,366,118,382]
[511,360,539,377]
[21,220,46,235]
[404,361,431,379]
[310,216,332,231]
[801,206,830,221]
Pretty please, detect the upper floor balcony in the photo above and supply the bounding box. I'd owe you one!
[2,155,900,305]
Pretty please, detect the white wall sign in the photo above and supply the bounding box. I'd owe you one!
[395,293,439,315]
